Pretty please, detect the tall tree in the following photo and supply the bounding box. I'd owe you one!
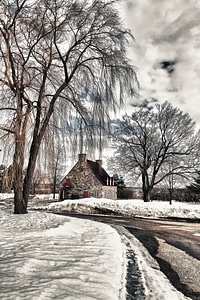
[108,101,200,202]
[0,0,137,213]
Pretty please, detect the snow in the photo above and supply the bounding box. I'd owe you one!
[46,197,200,220]
[1,195,199,299]
[0,209,125,300]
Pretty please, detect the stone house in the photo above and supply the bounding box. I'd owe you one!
[59,154,117,200]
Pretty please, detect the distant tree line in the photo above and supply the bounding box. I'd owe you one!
[151,188,200,203]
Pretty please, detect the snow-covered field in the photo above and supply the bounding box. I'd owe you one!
[1,195,199,299]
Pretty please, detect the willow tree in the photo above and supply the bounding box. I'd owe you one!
[0,0,137,213]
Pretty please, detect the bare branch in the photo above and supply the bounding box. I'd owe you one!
[0,126,15,134]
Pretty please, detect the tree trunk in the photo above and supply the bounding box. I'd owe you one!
[143,188,151,202]
[142,172,151,202]
[53,165,57,199]
[13,132,27,213]
[23,142,41,205]
[53,153,59,200]
[12,91,31,213]
[14,188,27,214]
[23,106,55,205]
[168,188,173,205]
[53,177,56,200]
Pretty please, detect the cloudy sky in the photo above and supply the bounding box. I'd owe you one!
[121,0,200,125]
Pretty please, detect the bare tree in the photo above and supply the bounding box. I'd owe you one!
[158,161,186,204]
[1,165,13,193]
[108,101,200,202]
[0,0,137,213]
[48,125,67,199]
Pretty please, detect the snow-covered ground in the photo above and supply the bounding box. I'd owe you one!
[0,209,125,300]
[1,195,199,299]
[44,197,200,220]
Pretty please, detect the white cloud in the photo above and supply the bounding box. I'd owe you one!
[121,0,200,124]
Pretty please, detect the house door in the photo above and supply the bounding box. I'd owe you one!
[83,190,89,198]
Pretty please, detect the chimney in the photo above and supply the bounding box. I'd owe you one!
[78,153,86,166]
[96,159,102,168]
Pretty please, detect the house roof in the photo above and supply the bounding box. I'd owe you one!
[61,154,113,187]
[87,160,110,185]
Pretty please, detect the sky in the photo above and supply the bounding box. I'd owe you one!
[1,194,199,299]
[121,0,200,125]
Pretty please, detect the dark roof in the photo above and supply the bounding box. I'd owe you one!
[87,160,110,185]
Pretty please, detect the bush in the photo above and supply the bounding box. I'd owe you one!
[71,193,80,200]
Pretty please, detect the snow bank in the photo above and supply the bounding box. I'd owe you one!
[45,198,200,220]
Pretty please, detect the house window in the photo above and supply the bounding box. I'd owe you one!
[94,190,99,198]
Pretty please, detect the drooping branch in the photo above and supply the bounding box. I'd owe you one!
[0,0,138,213]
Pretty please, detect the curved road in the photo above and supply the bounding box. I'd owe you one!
[59,213,200,300]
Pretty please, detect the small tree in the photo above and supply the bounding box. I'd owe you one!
[113,173,126,199]
[1,165,13,193]
[109,101,200,202]
[159,161,187,204]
